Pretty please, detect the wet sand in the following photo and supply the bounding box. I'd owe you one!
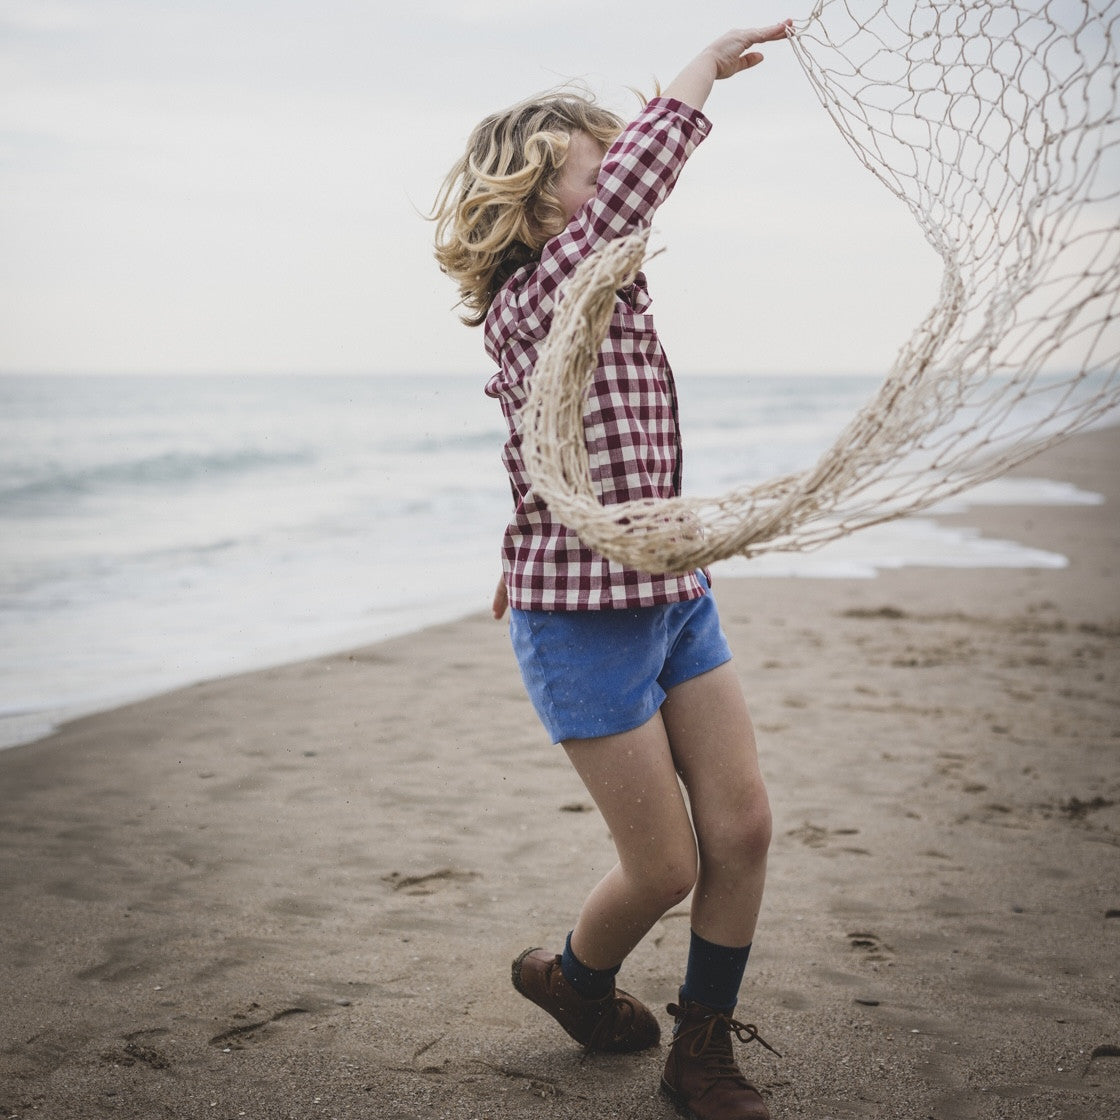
[1,426,1117,1120]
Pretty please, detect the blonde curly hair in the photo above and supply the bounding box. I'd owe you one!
[432,88,625,326]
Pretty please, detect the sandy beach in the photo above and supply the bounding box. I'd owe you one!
[1,426,1117,1120]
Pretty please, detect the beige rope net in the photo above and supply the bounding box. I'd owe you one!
[520,0,1120,575]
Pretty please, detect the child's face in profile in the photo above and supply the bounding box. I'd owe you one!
[555,131,606,224]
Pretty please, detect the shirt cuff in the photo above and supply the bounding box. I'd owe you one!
[644,95,713,137]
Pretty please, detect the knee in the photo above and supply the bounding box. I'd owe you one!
[657,858,698,910]
[745,798,774,862]
[624,836,698,912]
[652,871,696,913]
[709,788,772,870]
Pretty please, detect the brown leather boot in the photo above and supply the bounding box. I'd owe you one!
[661,1000,779,1119]
[511,947,660,1052]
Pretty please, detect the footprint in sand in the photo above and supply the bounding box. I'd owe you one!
[1058,795,1116,820]
[208,1005,309,1050]
[100,1028,172,1070]
[847,931,894,963]
[1083,1045,1120,1083]
[788,822,871,856]
[381,868,480,896]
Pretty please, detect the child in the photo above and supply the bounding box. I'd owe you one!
[432,23,792,1120]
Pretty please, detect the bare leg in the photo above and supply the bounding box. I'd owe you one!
[562,715,699,970]
[660,661,771,948]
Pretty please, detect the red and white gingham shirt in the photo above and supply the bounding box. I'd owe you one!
[484,97,712,611]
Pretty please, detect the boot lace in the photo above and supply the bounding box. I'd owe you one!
[586,992,639,1049]
[667,1002,781,1080]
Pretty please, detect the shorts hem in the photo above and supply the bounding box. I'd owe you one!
[658,648,734,694]
[543,693,664,746]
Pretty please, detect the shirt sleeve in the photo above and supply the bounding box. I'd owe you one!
[484,96,711,365]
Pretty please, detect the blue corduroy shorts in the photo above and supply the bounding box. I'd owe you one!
[509,572,733,744]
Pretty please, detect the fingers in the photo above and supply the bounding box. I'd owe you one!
[752,19,795,44]
[713,19,793,77]
[742,20,794,49]
[735,19,793,54]
[491,575,509,620]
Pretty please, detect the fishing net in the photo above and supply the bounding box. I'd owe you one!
[520,0,1120,575]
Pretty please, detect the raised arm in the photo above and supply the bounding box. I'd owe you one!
[485,97,711,357]
[663,21,794,112]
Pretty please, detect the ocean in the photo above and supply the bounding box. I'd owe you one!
[0,372,1103,750]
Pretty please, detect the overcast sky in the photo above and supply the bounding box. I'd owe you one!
[0,0,949,377]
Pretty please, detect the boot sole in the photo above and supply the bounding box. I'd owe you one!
[660,1079,695,1118]
[661,1076,770,1120]
[510,946,544,998]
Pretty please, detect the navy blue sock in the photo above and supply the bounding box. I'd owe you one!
[560,931,620,1000]
[679,930,752,1013]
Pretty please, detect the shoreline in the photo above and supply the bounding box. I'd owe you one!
[2,427,1112,756]
[0,424,1117,1120]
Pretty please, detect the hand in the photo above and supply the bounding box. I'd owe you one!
[491,574,509,620]
[664,20,793,110]
[705,21,794,80]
